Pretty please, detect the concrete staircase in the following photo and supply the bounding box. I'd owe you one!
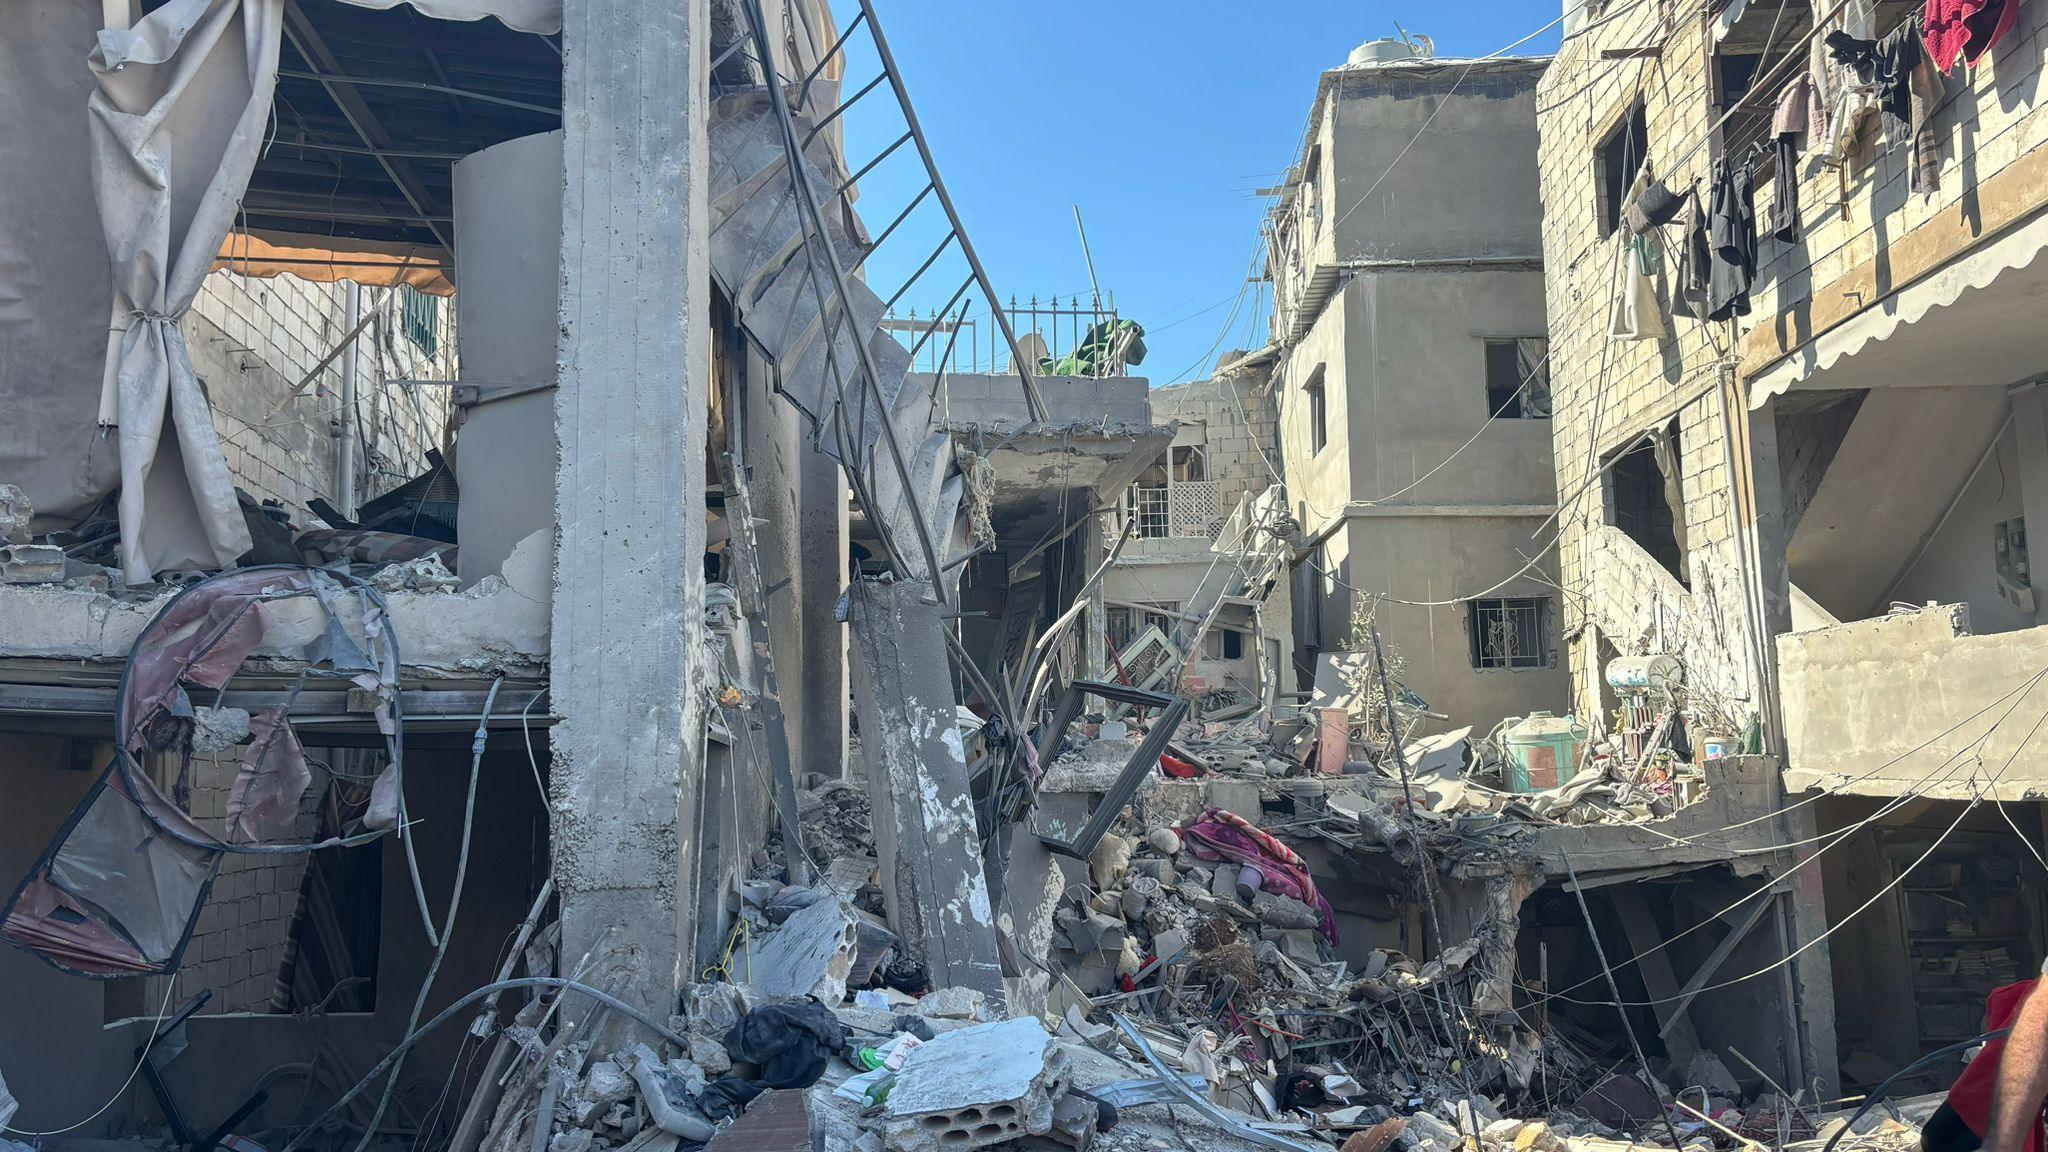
[707,85,955,578]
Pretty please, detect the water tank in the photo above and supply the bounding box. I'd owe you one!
[1502,711,1590,793]
[1347,37,1424,67]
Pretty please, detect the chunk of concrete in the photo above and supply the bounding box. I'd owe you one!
[0,544,63,584]
[703,1089,815,1152]
[1251,891,1321,930]
[628,1045,717,1143]
[883,1017,1069,1152]
[747,895,860,1004]
[916,986,987,1021]
[0,485,29,543]
[1204,780,1261,821]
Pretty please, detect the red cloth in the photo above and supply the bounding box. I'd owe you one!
[1925,0,2023,74]
[1945,978,2043,1152]
[1181,806,1339,944]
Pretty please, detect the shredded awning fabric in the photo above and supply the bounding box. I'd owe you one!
[1,566,404,979]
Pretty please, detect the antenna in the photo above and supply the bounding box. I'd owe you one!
[1072,205,1104,308]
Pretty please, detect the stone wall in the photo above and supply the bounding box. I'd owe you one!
[1537,5,1764,726]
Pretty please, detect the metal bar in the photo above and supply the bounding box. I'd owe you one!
[856,0,1048,422]
[242,202,453,225]
[279,3,455,251]
[881,231,957,312]
[837,129,915,196]
[794,10,867,111]
[903,276,975,363]
[285,138,470,162]
[799,71,888,146]
[744,0,947,598]
[932,299,972,380]
[276,68,559,116]
[848,182,934,275]
[1110,1016,1324,1152]
[709,25,754,73]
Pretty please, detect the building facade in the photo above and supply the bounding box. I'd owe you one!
[1267,47,1569,736]
[1103,369,1295,719]
[1539,0,2048,1095]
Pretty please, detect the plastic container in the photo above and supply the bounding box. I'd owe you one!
[1502,711,1589,792]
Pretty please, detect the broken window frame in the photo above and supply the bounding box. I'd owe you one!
[1606,421,1691,588]
[1595,99,1648,237]
[1484,337,1552,419]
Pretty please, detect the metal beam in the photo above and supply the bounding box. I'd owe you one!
[281,1,457,252]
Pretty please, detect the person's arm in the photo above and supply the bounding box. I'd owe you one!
[1986,983,2048,1152]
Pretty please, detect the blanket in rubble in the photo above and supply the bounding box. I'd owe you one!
[697,1000,847,1122]
[1181,807,1339,944]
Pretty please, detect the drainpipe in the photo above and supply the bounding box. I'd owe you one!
[339,283,361,519]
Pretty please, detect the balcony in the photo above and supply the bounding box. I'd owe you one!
[1128,479,1224,542]
[1776,605,2048,800]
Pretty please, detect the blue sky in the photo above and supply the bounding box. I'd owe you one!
[840,1,1565,386]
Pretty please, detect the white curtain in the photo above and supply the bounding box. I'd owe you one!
[89,0,281,582]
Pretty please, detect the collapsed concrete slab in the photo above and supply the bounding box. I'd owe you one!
[747,896,862,1004]
[882,1017,1069,1152]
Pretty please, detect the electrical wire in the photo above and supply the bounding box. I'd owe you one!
[1507,667,2048,1010]
[1543,686,2048,1011]
[277,977,692,1152]
[0,975,180,1137]
[350,677,504,1152]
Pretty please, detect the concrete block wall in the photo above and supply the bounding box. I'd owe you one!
[144,748,318,1016]
[185,271,455,522]
[1537,4,1761,725]
[1743,2,2048,375]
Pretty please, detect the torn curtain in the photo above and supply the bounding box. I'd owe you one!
[89,0,278,583]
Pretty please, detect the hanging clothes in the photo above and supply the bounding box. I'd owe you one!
[1925,0,2023,74]
[1609,231,1667,342]
[1768,74,1817,242]
[1673,186,1714,320]
[1811,0,1878,164]
[1707,159,1757,322]
[1826,13,1943,193]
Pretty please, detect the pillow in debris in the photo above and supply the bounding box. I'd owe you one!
[295,527,457,571]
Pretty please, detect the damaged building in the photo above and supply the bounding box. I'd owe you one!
[1539,0,2048,1109]
[0,3,2042,1152]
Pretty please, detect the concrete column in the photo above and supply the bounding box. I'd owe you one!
[1082,516,1107,680]
[549,0,710,1027]
[848,577,1004,998]
[1781,807,1843,1100]
[747,352,809,768]
[796,418,849,778]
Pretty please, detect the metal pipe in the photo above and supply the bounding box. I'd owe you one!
[854,0,1048,422]
[275,68,558,116]
[339,284,362,519]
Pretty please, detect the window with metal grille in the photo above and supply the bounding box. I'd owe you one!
[400,286,439,358]
[1484,338,1551,418]
[1129,484,1170,539]
[1468,597,1552,670]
